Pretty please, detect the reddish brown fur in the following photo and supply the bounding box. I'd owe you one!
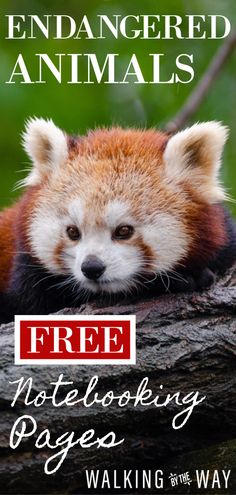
[178,183,227,269]
[136,236,156,270]
[0,205,18,291]
[54,240,67,270]
[68,128,168,162]
[0,187,41,291]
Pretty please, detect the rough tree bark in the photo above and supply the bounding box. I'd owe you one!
[0,265,235,494]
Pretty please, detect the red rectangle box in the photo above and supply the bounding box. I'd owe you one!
[15,315,136,365]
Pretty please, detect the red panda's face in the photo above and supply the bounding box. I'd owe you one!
[22,119,228,295]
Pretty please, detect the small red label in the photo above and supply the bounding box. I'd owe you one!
[15,315,136,365]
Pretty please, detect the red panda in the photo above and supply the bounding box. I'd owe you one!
[0,118,235,322]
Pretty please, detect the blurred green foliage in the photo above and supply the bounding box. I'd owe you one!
[0,0,235,214]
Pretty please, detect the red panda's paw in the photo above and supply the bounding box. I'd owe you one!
[157,267,216,294]
[0,293,14,324]
[194,267,216,291]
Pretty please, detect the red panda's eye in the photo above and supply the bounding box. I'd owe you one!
[113,225,134,240]
[66,225,81,241]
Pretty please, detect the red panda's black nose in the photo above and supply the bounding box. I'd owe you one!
[81,256,106,280]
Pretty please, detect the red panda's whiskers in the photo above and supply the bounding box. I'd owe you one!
[49,276,77,292]
[168,270,189,284]
[32,273,59,289]
[159,271,171,292]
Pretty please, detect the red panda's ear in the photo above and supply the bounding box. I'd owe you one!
[163,122,228,202]
[22,117,68,185]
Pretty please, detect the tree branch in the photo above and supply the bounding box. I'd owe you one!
[0,265,236,493]
[165,32,236,134]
